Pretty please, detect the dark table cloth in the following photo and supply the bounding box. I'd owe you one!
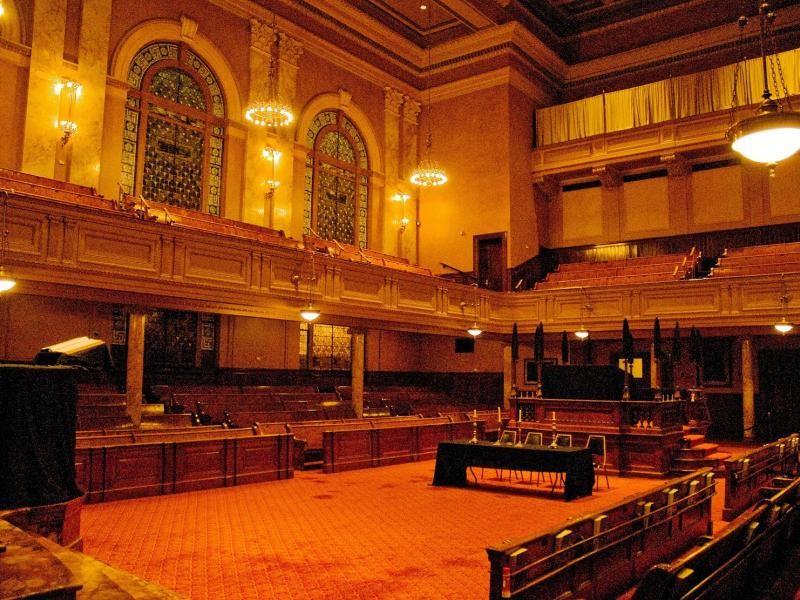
[432,440,594,500]
[0,365,81,508]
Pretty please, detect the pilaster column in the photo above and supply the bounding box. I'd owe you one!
[21,0,68,178]
[70,0,112,188]
[243,20,303,230]
[349,329,366,419]
[402,97,421,263]
[592,165,623,241]
[741,336,755,441]
[126,312,146,427]
[383,87,404,255]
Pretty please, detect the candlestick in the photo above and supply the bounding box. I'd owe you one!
[470,409,478,444]
[498,406,502,422]
[518,408,522,422]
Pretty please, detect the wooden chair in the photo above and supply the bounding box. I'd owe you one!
[586,434,610,489]
[522,431,544,484]
[484,429,517,481]
[550,434,573,492]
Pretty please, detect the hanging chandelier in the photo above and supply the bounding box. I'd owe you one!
[774,274,794,334]
[245,16,294,128]
[726,2,800,173]
[410,5,447,187]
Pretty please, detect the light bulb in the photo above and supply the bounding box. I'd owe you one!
[467,323,482,337]
[574,327,589,340]
[774,318,793,334]
[300,303,320,322]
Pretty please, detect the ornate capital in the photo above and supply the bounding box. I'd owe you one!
[660,153,691,178]
[384,87,404,115]
[402,96,421,124]
[592,165,623,189]
[249,19,274,53]
[278,32,304,67]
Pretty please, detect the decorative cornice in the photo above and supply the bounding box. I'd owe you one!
[278,33,304,67]
[180,15,199,41]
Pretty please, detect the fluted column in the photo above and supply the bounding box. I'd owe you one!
[21,0,68,178]
[70,0,112,188]
[741,336,755,441]
[350,328,366,418]
[401,97,421,264]
[126,312,146,427]
[383,87,404,254]
[243,20,302,230]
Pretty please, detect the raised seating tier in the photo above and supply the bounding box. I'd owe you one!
[721,433,799,521]
[486,469,715,600]
[632,475,800,600]
[711,242,800,278]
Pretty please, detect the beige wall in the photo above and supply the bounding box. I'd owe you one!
[418,86,512,274]
[217,315,299,370]
[548,154,800,249]
[0,59,26,171]
[0,294,115,361]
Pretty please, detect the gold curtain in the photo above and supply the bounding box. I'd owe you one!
[536,47,800,146]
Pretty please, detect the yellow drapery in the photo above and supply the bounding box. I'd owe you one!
[536,47,800,146]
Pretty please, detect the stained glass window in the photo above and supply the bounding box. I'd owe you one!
[301,323,351,370]
[122,43,225,215]
[304,110,370,248]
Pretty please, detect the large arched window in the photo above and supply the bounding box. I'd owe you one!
[121,42,225,215]
[304,110,370,248]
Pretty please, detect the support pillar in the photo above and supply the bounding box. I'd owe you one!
[350,328,365,418]
[126,312,146,427]
[21,0,68,178]
[741,336,755,441]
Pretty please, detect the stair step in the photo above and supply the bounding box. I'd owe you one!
[706,451,732,461]
[683,434,706,447]
[679,442,719,458]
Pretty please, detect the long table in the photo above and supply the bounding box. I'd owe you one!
[432,440,594,500]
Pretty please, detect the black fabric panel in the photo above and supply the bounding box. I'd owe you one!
[0,365,81,508]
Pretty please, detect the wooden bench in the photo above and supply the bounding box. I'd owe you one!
[323,419,478,473]
[486,469,715,600]
[632,475,800,600]
[721,433,799,520]
[74,431,293,502]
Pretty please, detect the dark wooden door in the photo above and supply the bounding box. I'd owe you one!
[474,233,508,291]
[757,349,800,441]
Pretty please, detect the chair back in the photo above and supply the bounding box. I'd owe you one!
[555,433,572,447]
[498,429,517,445]
[523,431,543,446]
[586,435,606,460]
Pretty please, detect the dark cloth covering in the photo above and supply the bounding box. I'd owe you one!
[0,365,81,508]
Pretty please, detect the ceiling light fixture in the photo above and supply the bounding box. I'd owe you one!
[292,252,320,322]
[245,15,293,128]
[774,274,793,334]
[574,288,592,339]
[410,4,447,187]
[727,2,800,175]
[461,283,481,337]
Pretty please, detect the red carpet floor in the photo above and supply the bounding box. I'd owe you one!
[80,461,687,600]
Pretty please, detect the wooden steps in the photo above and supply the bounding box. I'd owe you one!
[672,431,731,473]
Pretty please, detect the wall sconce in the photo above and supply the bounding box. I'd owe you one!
[263,146,281,195]
[392,192,411,232]
[54,79,82,145]
[460,283,482,337]
[774,274,793,334]
[0,191,16,293]
[575,288,592,339]
[291,252,320,322]
[0,2,5,17]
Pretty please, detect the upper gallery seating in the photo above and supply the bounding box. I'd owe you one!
[535,248,700,290]
[709,241,800,277]
[303,234,433,277]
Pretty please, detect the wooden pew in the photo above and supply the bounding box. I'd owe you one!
[322,418,478,473]
[74,430,293,503]
[486,469,715,600]
[632,476,800,600]
[721,433,799,520]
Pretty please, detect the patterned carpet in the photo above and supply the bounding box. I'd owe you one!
[80,461,683,600]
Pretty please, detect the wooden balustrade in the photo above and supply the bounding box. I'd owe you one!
[486,469,715,599]
[721,433,800,521]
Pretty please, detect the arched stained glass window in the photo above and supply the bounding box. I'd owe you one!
[304,110,370,248]
[121,43,225,215]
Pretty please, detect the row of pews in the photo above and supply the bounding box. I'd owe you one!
[535,249,700,290]
[485,433,800,599]
[710,240,800,278]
